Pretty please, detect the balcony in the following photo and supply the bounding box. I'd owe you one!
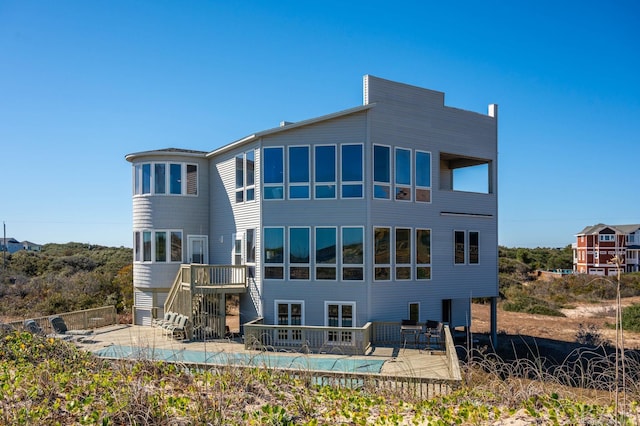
[163,264,247,340]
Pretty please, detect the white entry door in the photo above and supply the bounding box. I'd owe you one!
[188,235,208,264]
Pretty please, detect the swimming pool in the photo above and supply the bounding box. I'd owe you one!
[95,345,385,374]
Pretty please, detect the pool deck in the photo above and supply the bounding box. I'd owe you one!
[75,325,455,381]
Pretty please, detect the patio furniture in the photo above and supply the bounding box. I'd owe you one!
[400,319,422,347]
[24,319,44,335]
[424,320,442,350]
[48,316,94,341]
[153,311,175,328]
[163,314,189,340]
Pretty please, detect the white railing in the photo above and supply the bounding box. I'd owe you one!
[244,318,372,355]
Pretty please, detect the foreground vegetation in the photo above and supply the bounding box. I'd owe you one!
[2,243,640,423]
[1,330,637,425]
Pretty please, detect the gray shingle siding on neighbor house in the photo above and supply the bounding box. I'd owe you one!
[126,75,499,330]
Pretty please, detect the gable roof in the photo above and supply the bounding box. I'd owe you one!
[206,103,374,159]
[0,237,20,244]
[577,223,640,235]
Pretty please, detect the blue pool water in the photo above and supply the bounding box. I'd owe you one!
[95,345,384,374]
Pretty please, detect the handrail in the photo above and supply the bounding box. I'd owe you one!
[164,265,187,313]
[443,325,461,381]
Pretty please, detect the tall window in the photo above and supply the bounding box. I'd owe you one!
[155,232,167,262]
[342,227,364,280]
[341,144,363,198]
[289,146,310,199]
[154,164,166,194]
[409,302,420,323]
[246,228,256,278]
[395,148,412,201]
[373,227,391,280]
[246,228,256,263]
[415,151,431,202]
[263,147,284,200]
[315,145,336,199]
[395,228,411,279]
[143,231,152,261]
[416,229,431,279]
[316,227,336,280]
[142,164,151,194]
[236,150,255,202]
[170,231,182,262]
[264,227,284,279]
[169,163,182,194]
[234,235,242,265]
[186,164,198,195]
[469,231,479,264]
[454,231,466,264]
[373,145,391,199]
[289,227,310,280]
[235,154,244,202]
[245,150,255,200]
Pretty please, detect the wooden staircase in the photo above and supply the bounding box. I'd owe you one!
[164,264,247,340]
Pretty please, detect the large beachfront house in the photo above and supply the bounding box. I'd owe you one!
[573,224,640,275]
[126,75,499,347]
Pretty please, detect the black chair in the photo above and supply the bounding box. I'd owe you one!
[400,319,421,347]
[424,320,442,349]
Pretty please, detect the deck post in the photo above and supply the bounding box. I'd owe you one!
[490,296,497,346]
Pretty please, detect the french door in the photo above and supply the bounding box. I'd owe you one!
[187,235,208,264]
[326,302,354,343]
[276,302,303,341]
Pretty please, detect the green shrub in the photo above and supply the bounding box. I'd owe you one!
[621,303,640,332]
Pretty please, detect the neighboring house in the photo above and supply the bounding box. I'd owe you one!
[0,238,41,254]
[20,241,42,252]
[573,224,640,275]
[126,75,499,342]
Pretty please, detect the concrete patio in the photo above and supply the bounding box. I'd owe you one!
[76,324,457,382]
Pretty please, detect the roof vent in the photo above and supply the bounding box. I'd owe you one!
[280,121,294,127]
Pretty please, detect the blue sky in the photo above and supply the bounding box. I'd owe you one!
[1,1,638,248]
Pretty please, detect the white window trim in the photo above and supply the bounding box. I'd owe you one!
[395,227,412,280]
[274,300,305,326]
[288,145,311,200]
[235,150,256,204]
[263,226,285,280]
[315,226,338,281]
[373,144,392,200]
[132,162,198,197]
[135,229,183,264]
[340,143,364,200]
[394,147,413,202]
[408,302,420,323]
[341,226,365,281]
[416,228,432,281]
[324,301,356,328]
[415,149,432,204]
[314,144,338,200]
[373,226,391,282]
[263,146,285,201]
[288,226,311,281]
